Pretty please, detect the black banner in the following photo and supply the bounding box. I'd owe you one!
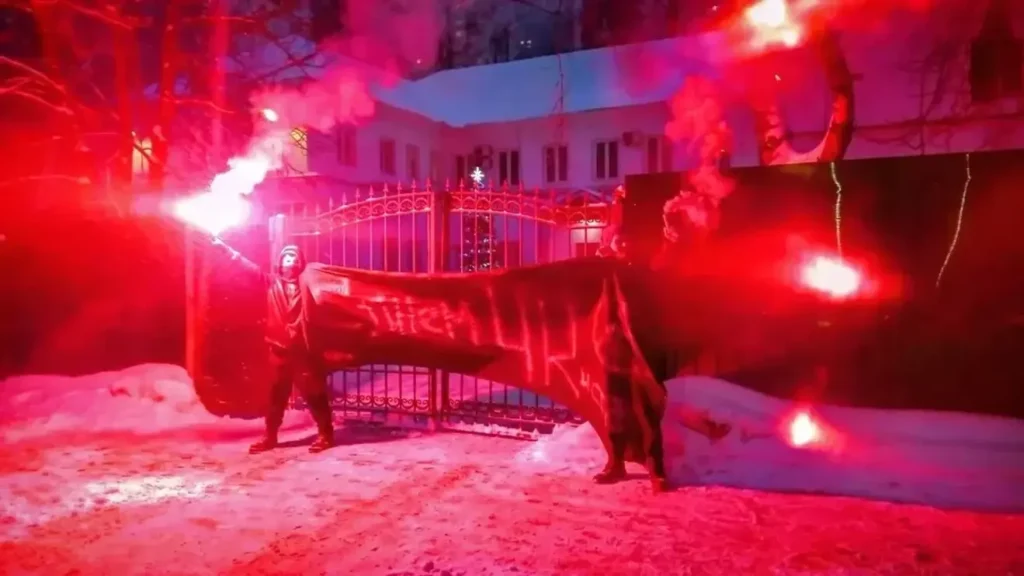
[301,258,667,464]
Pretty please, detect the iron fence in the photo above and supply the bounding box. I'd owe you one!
[277,180,612,432]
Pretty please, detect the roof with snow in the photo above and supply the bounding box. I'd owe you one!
[371,33,728,127]
[182,31,728,128]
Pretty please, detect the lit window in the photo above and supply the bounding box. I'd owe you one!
[132,137,152,176]
[288,127,309,173]
[290,127,308,152]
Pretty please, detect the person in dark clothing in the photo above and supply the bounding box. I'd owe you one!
[592,276,669,493]
[596,185,627,259]
[219,241,335,454]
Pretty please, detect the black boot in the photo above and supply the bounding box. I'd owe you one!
[253,372,290,454]
[309,431,333,453]
[647,456,668,493]
[249,431,278,454]
[647,427,669,493]
[307,395,335,454]
[593,433,628,484]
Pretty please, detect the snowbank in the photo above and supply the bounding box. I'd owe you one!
[519,376,1024,512]
[661,376,1024,511]
[0,364,310,443]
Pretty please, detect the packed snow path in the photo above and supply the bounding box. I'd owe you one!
[1,365,1023,575]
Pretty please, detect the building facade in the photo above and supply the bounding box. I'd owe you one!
[278,0,1022,194]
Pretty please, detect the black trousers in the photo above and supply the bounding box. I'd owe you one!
[606,371,665,476]
[265,345,333,435]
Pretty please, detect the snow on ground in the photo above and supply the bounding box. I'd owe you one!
[2,365,1024,576]
[660,376,1024,512]
[336,369,1024,510]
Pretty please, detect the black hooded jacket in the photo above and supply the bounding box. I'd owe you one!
[229,244,312,351]
[264,245,310,351]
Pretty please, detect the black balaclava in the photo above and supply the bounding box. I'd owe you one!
[277,245,307,280]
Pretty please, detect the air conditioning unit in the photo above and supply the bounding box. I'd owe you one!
[621,131,645,147]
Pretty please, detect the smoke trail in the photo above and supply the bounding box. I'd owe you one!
[174,2,451,235]
[663,76,734,238]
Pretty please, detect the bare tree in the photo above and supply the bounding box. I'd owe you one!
[857,0,1023,154]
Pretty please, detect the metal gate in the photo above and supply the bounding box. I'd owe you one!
[279,180,611,433]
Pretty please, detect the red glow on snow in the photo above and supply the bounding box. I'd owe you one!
[801,256,861,299]
[3,366,1023,573]
[788,410,823,447]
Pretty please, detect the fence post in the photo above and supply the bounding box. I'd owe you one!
[184,229,199,389]
[427,183,453,428]
[268,213,286,271]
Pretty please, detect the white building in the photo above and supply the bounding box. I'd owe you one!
[270,0,1022,195]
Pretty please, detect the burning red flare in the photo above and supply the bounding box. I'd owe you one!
[745,0,806,48]
[171,128,283,237]
[172,191,252,238]
[801,256,861,298]
[744,0,804,48]
[788,410,823,447]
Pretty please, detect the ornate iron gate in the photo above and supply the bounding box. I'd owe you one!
[280,180,611,432]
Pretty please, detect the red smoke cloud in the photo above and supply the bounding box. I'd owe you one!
[173,3,450,236]
[342,1,445,73]
[658,0,942,232]
[663,76,734,233]
[249,65,376,134]
[247,2,448,143]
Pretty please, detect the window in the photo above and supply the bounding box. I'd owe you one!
[337,126,356,167]
[970,37,1023,103]
[497,149,520,186]
[429,150,442,183]
[594,140,619,180]
[543,144,569,183]
[290,127,308,153]
[406,143,421,181]
[132,136,152,175]
[970,9,1023,103]
[490,27,510,63]
[646,136,673,173]
[465,13,480,38]
[379,138,396,176]
[455,154,467,183]
[575,242,600,258]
